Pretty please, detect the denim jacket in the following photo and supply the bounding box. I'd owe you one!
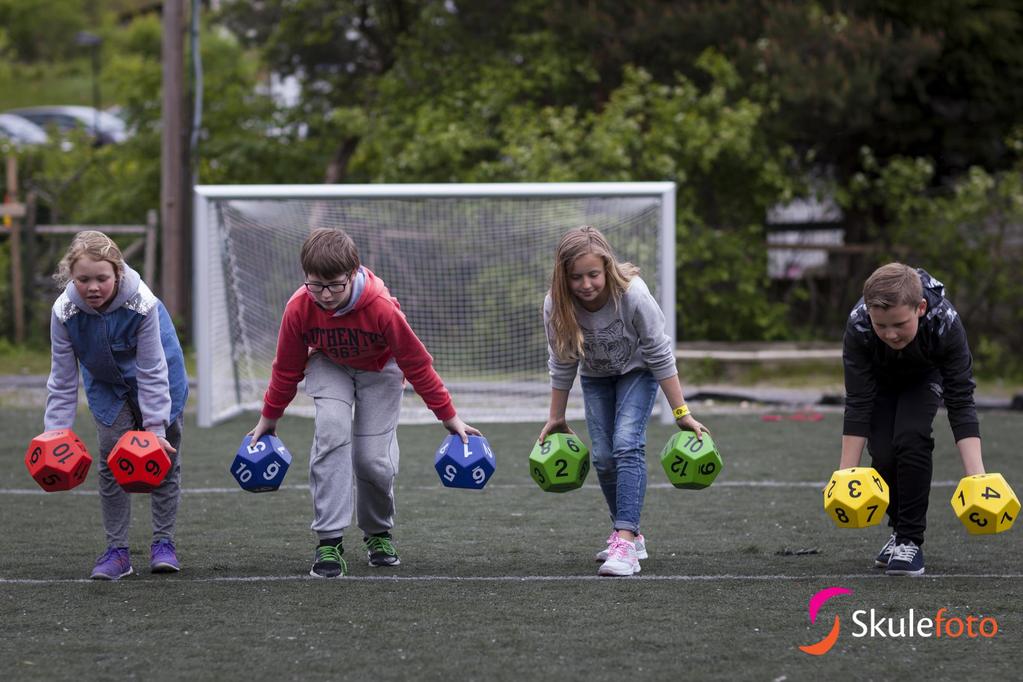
[44,265,187,437]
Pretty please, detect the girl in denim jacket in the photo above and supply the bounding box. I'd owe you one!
[45,231,188,580]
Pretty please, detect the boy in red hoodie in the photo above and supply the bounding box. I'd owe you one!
[248,228,481,577]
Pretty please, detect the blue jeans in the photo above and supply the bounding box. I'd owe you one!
[580,369,659,534]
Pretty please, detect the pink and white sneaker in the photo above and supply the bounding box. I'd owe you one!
[595,532,647,561]
[597,535,641,576]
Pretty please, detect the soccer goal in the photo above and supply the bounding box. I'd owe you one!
[193,183,676,427]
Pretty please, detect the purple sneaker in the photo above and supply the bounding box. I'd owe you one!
[90,547,133,580]
[150,539,181,573]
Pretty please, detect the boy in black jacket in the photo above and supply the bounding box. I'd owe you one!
[838,263,986,576]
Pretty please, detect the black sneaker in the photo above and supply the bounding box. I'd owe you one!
[874,533,897,568]
[310,542,347,578]
[364,534,401,567]
[885,541,925,576]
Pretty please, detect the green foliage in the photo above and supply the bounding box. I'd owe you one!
[746,2,944,177]
[841,146,1023,378]
[348,45,795,340]
[1,9,333,346]
[103,13,329,190]
[677,223,789,342]
[5,3,801,344]
[0,59,99,110]
[866,0,1023,175]
[0,338,53,373]
[0,0,92,63]
[8,10,331,229]
[6,0,1023,355]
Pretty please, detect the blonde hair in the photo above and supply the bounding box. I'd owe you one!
[54,230,125,286]
[863,262,923,310]
[548,225,639,361]
[300,228,360,278]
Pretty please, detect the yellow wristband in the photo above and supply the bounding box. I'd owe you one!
[673,404,690,420]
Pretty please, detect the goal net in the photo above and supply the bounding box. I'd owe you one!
[193,183,676,427]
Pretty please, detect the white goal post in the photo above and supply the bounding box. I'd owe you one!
[193,183,676,428]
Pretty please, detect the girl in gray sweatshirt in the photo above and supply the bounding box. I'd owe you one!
[539,226,707,576]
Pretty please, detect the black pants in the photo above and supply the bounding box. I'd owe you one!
[867,372,943,546]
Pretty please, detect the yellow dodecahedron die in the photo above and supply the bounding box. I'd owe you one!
[823,467,889,528]
[950,473,1020,535]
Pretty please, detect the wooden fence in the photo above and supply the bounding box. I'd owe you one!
[2,155,157,343]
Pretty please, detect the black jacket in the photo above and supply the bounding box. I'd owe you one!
[842,269,979,442]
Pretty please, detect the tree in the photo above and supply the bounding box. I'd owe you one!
[10,0,1023,350]
[840,138,1023,375]
[220,0,799,340]
[0,0,93,63]
[352,47,795,338]
[218,0,441,181]
[2,9,323,341]
[539,0,1023,183]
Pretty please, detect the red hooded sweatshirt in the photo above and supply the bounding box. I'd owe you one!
[262,267,455,422]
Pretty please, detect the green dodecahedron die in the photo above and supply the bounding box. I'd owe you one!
[659,430,722,490]
[529,433,590,493]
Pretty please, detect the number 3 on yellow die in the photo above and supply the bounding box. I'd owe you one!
[950,473,1020,535]
[823,467,890,529]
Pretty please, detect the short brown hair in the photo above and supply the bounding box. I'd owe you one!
[300,228,360,278]
[863,262,923,309]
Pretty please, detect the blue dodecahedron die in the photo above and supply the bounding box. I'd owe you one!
[231,434,292,492]
[434,434,496,489]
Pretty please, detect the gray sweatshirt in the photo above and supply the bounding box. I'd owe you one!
[45,265,172,437]
[543,275,677,390]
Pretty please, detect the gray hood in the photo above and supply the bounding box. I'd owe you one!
[65,264,142,315]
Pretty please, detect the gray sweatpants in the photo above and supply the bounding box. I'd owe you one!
[303,353,403,540]
[94,402,183,548]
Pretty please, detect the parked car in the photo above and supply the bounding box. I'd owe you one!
[0,113,49,146]
[4,105,128,145]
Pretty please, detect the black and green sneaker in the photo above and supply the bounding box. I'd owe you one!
[364,534,401,567]
[310,540,347,578]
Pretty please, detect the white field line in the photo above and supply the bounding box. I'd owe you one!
[0,480,961,495]
[0,573,1020,585]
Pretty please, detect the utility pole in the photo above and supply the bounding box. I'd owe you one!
[161,0,186,321]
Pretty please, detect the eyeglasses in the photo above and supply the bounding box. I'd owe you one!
[304,279,350,294]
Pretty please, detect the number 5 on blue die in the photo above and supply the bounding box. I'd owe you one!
[434,434,496,489]
[231,434,292,492]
